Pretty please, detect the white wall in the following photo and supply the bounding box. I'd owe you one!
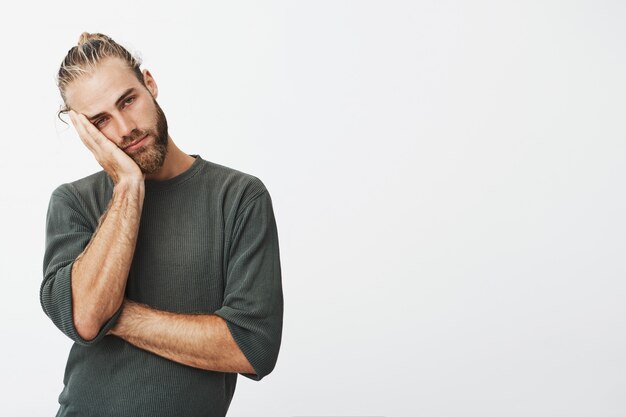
[1,1,625,416]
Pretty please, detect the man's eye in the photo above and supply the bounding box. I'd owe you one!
[95,117,108,127]
[123,96,135,106]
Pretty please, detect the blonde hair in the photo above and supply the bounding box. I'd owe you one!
[56,32,145,120]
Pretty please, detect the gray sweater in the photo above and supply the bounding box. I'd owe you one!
[41,155,283,417]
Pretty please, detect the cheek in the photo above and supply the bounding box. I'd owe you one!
[137,102,158,125]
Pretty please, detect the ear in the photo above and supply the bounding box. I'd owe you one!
[142,69,158,99]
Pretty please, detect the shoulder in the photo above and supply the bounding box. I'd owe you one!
[198,157,269,214]
[52,170,111,197]
[49,170,113,224]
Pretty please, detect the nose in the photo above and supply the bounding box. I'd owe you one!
[116,112,140,143]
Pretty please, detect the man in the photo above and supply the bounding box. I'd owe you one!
[41,33,283,417]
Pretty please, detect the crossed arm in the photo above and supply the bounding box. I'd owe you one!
[107,299,255,375]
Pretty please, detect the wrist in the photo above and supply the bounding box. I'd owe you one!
[109,298,133,337]
[115,177,144,189]
[113,178,145,201]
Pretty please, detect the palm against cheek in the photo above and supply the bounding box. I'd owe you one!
[68,110,143,183]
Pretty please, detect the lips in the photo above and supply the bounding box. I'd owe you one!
[124,134,149,151]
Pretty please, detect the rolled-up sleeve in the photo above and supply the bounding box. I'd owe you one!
[214,188,284,381]
[40,186,122,346]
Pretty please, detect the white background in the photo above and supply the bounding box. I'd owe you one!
[1,1,625,416]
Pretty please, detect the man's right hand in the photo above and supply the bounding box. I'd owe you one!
[69,110,144,185]
[66,110,146,341]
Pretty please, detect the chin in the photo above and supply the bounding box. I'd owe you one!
[135,140,168,174]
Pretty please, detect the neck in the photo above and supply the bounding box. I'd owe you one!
[145,136,195,181]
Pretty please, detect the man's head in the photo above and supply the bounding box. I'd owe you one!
[57,33,169,174]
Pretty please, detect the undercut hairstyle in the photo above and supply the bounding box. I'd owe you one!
[56,32,145,121]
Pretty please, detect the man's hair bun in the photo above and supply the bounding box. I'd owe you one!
[77,32,110,47]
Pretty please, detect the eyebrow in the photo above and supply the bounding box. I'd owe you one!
[86,87,136,121]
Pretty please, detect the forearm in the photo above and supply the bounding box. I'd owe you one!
[71,180,145,340]
[109,299,255,375]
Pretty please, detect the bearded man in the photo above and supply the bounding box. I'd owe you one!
[41,32,283,417]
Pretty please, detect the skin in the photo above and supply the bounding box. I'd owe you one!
[63,57,255,375]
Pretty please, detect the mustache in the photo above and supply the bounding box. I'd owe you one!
[121,130,150,148]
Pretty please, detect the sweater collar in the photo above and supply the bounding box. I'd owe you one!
[144,154,204,193]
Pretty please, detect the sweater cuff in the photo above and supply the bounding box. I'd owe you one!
[213,305,280,381]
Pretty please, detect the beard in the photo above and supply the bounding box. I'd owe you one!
[122,97,169,174]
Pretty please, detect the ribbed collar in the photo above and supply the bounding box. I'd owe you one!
[144,154,204,193]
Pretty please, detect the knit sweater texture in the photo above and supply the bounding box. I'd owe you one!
[41,155,283,417]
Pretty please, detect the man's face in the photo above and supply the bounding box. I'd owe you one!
[64,57,169,174]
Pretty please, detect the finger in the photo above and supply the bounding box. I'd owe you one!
[69,111,98,153]
[71,111,116,155]
[70,111,100,144]
[75,113,111,148]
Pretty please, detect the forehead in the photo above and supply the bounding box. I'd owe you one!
[65,57,141,114]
